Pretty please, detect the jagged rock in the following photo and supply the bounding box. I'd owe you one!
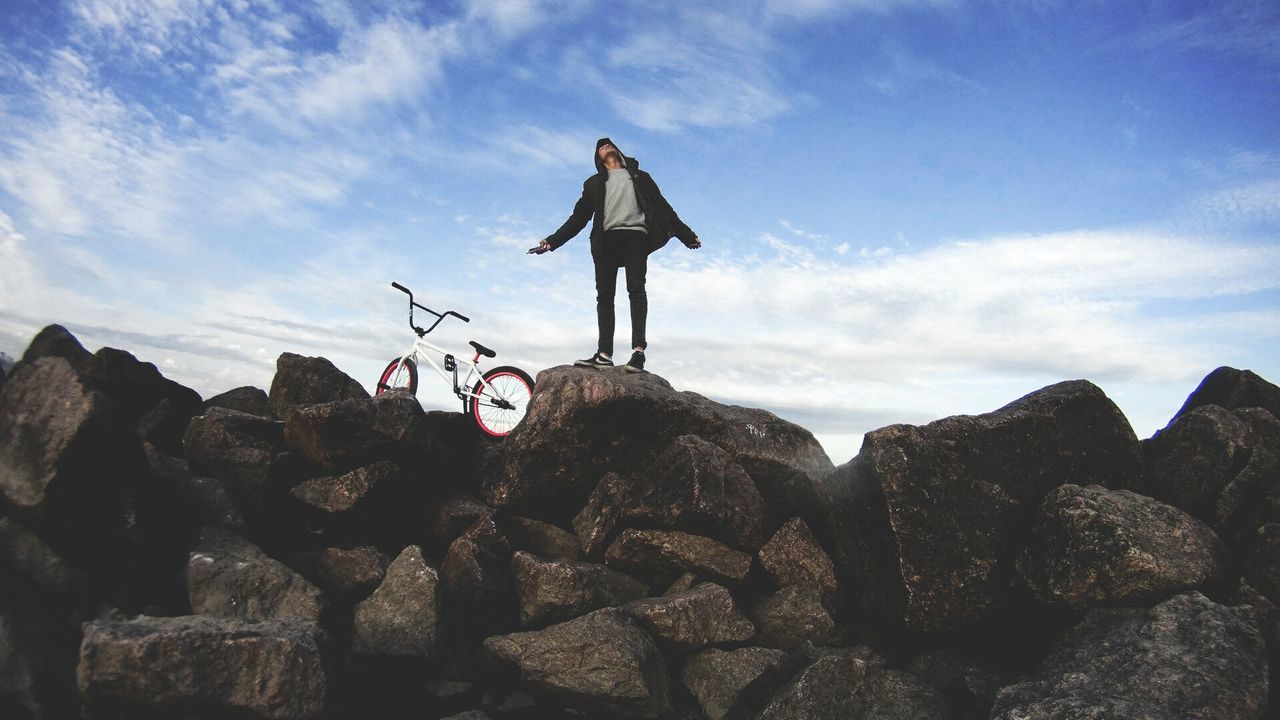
[904,650,1007,720]
[502,516,583,561]
[146,443,247,532]
[666,572,698,595]
[480,367,832,518]
[282,391,425,473]
[604,529,752,586]
[18,323,91,369]
[185,526,325,622]
[205,385,275,418]
[751,584,837,650]
[1,569,83,719]
[0,356,144,564]
[290,460,398,515]
[758,517,838,608]
[352,545,441,658]
[1019,484,1228,607]
[0,517,88,603]
[1247,523,1280,602]
[1171,366,1280,423]
[754,650,948,720]
[623,582,754,651]
[442,516,516,637]
[990,592,1267,720]
[269,352,368,420]
[428,494,494,550]
[818,380,1142,632]
[77,615,331,719]
[183,406,289,515]
[511,551,647,627]
[681,646,788,720]
[482,608,672,718]
[292,545,390,603]
[574,470,629,557]
[83,347,202,440]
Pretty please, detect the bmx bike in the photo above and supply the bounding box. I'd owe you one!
[375,282,534,437]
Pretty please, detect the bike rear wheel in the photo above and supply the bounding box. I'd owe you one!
[471,365,534,437]
[376,357,418,396]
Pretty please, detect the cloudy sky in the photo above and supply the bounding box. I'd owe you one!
[2,0,1278,463]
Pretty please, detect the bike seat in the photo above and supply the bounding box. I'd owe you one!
[469,341,496,358]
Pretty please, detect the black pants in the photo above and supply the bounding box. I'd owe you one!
[594,229,648,356]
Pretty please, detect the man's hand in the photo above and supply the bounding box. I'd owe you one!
[528,240,551,255]
[687,238,702,249]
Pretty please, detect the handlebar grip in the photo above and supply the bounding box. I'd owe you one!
[391,282,409,294]
[452,312,471,323]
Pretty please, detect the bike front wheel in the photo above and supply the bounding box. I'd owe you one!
[470,365,534,437]
[376,357,418,396]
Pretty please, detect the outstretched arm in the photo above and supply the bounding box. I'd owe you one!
[645,174,699,248]
[538,187,593,252]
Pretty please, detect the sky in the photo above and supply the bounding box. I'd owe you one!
[1,0,1278,464]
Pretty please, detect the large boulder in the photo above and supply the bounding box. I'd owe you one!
[290,545,390,604]
[1247,523,1280,602]
[990,592,1267,720]
[146,444,248,533]
[282,391,427,474]
[680,646,788,720]
[751,584,838,650]
[77,615,331,719]
[482,608,671,719]
[0,357,145,564]
[204,385,275,418]
[269,353,368,420]
[442,516,516,638]
[572,435,768,555]
[622,582,755,651]
[17,324,91,369]
[183,406,289,517]
[479,367,832,518]
[351,545,441,659]
[818,380,1142,632]
[185,526,326,622]
[1019,484,1229,607]
[290,460,399,517]
[511,551,647,627]
[501,516,583,561]
[904,650,1007,720]
[604,529,752,586]
[757,517,839,609]
[1171,366,1280,424]
[753,650,947,720]
[82,346,202,451]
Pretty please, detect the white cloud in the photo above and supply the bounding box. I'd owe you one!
[1198,180,1280,224]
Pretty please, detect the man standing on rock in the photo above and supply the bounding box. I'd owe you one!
[528,137,701,374]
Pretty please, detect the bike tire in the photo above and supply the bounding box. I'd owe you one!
[471,365,534,437]
[376,357,418,396]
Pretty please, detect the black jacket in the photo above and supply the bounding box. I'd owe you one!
[542,138,697,256]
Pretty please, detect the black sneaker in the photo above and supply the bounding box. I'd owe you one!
[623,350,645,373]
[574,352,614,368]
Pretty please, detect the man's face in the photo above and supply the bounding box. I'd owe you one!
[598,143,619,163]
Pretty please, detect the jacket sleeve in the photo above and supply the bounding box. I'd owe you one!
[643,173,697,246]
[543,184,594,250]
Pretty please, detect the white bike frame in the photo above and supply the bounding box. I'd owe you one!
[390,335,494,408]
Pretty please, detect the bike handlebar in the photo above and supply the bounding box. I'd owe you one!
[390,281,470,335]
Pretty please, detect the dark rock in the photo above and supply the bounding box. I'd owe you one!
[482,608,672,719]
[511,551,647,627]
[441,712,492,720]
[757,517,838,608]
[427,494,494,551]
[292,545,390,603]
[1171,366,1280,424]
[666,572,698,595]
[1019,484,1228,607]
[282,391,424,474]
[269,352,368,420]
[83,347,202,443]
[480,367,832,518]
[502,516,583,561]
[604,529,752,586]
[136,396,199,455]
[290,460,398,515]
[818,380,1142,633]
[574,470,629,557]
[442,516,516,638]
[0,357,144,565]
[751,652,868,719]
[904,650,1007,720]
[681,646,788,720]
[1247,523,1280,602]
[990,592,1267,720]
[185,526,325,622]
[623,582,754,651]
[18,324,91,369]
[205,385,275,419]
[352,545,441,659]
[751,584,836,650]
[147,443,247,532]
[0,517,88,603]
[77,615,331,719]
[183,406,288,516]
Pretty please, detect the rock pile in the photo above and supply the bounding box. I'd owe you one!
[1,324,1277,719]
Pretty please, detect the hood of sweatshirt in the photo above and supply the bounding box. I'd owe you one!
[594,137,637,174]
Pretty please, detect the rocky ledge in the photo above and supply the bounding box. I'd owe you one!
[1,323,1279,719]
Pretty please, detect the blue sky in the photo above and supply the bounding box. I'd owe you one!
[2,0,1278,462]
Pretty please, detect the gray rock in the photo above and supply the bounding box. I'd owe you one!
[503,515,583,561]
[990,592,1268,720]
[77,615,331,719]
[269,352,368,420]
[757,517,838,608]
[512,551,647,627]
[185,526,325,622]
[293,545,390,603]
[681,646,788,720]
[665,572,698,595]
[1171,366,1280,424]
[204,385,275,418]
[442,516,515,637]
[290,460,398,515]
[605,529,752,586]
[574,471,629,557]
[427,494,494,550]
[817,380,1142,632]
[282,391,424,473]
[1247,523,1280,602]
[183,406,288,514]
[754,651,948,720]
[147,443,247,532]
[904,650,1006,720]
[623,582,754,651]
[352,545,441,658]
[480,367,832,517]
[751,584,836,650]
[482,608,671,719]
[1019,484,1228,607]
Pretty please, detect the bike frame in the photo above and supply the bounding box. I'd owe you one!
[392,335,490,408]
